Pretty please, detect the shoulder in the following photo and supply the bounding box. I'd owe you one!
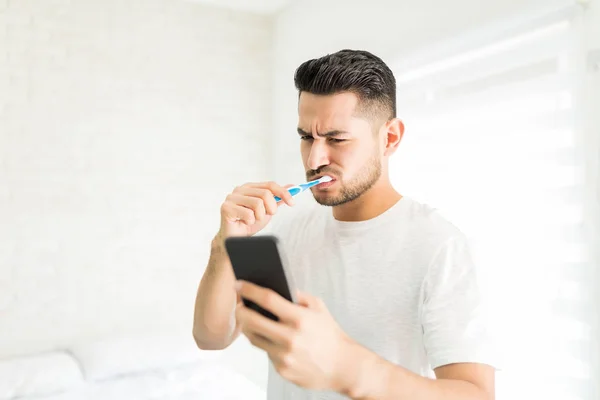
[400,196,469,250]
[401,199,478,291]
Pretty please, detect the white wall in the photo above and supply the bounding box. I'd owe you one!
[0,0,272,359]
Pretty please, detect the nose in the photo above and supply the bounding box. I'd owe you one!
[306,139,330,171]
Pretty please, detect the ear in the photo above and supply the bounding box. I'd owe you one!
[383,118,404,156]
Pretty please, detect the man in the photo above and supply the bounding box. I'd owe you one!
[193,49,496,399]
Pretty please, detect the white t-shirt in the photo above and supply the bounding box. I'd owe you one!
[264,196,496,400]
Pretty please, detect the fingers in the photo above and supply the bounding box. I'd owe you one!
[236,289,242,305]
[232,187,279,215]
[220,201,257,225]
[221,182,294,226]
[244,181,295,207]
[236,281,300,324]
[244,330,278,353]
[236,302,293,345]
[228,193,267,221]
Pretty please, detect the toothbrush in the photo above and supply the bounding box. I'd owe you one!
[274,175,333,202]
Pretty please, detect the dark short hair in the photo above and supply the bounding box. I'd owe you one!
[294,49,396,122]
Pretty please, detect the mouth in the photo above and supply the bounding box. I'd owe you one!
[311,175,337,189]
[316,179,336,189]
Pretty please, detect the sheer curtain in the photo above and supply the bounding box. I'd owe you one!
[390,4,594,399]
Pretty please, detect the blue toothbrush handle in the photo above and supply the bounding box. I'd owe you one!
[273,178,327,202]
[274,187,302,202]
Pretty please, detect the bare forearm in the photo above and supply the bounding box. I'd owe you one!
[342,342,492,400]
[192,236,238,349]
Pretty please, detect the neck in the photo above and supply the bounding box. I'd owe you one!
[331,177,402,222]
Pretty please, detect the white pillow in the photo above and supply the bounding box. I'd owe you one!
[0,352,83,399]
[69,332,222,381]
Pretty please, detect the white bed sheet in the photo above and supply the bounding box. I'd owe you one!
[42,361,266,400]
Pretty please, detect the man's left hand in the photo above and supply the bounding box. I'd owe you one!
[234,280,353,393]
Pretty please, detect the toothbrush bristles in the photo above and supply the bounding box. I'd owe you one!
[320,175,333,183]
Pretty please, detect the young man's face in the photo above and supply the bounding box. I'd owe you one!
[297,91,384,206]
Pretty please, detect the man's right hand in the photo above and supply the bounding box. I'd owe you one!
[216,181,295,244]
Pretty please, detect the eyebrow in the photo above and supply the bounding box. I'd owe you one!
[297,128,349,137]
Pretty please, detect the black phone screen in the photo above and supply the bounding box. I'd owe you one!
[224,235,296,321]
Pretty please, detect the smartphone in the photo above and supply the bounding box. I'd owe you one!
[224,235,297,322]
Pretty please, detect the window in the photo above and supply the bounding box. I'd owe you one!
[391,5,593,399]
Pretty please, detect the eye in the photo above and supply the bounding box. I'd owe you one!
[328,138,346,143]
[300,135,313,141]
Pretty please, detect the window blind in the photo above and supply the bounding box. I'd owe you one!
[391,7,593,400]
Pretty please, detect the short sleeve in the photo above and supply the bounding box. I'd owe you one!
[421,233,498,370]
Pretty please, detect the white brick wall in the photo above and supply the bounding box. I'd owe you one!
[0,0,272,358]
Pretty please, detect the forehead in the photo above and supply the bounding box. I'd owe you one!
[297,92,362,129]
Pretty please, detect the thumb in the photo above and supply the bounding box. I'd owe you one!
[296,290,322,310]
[276,184,296,208]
